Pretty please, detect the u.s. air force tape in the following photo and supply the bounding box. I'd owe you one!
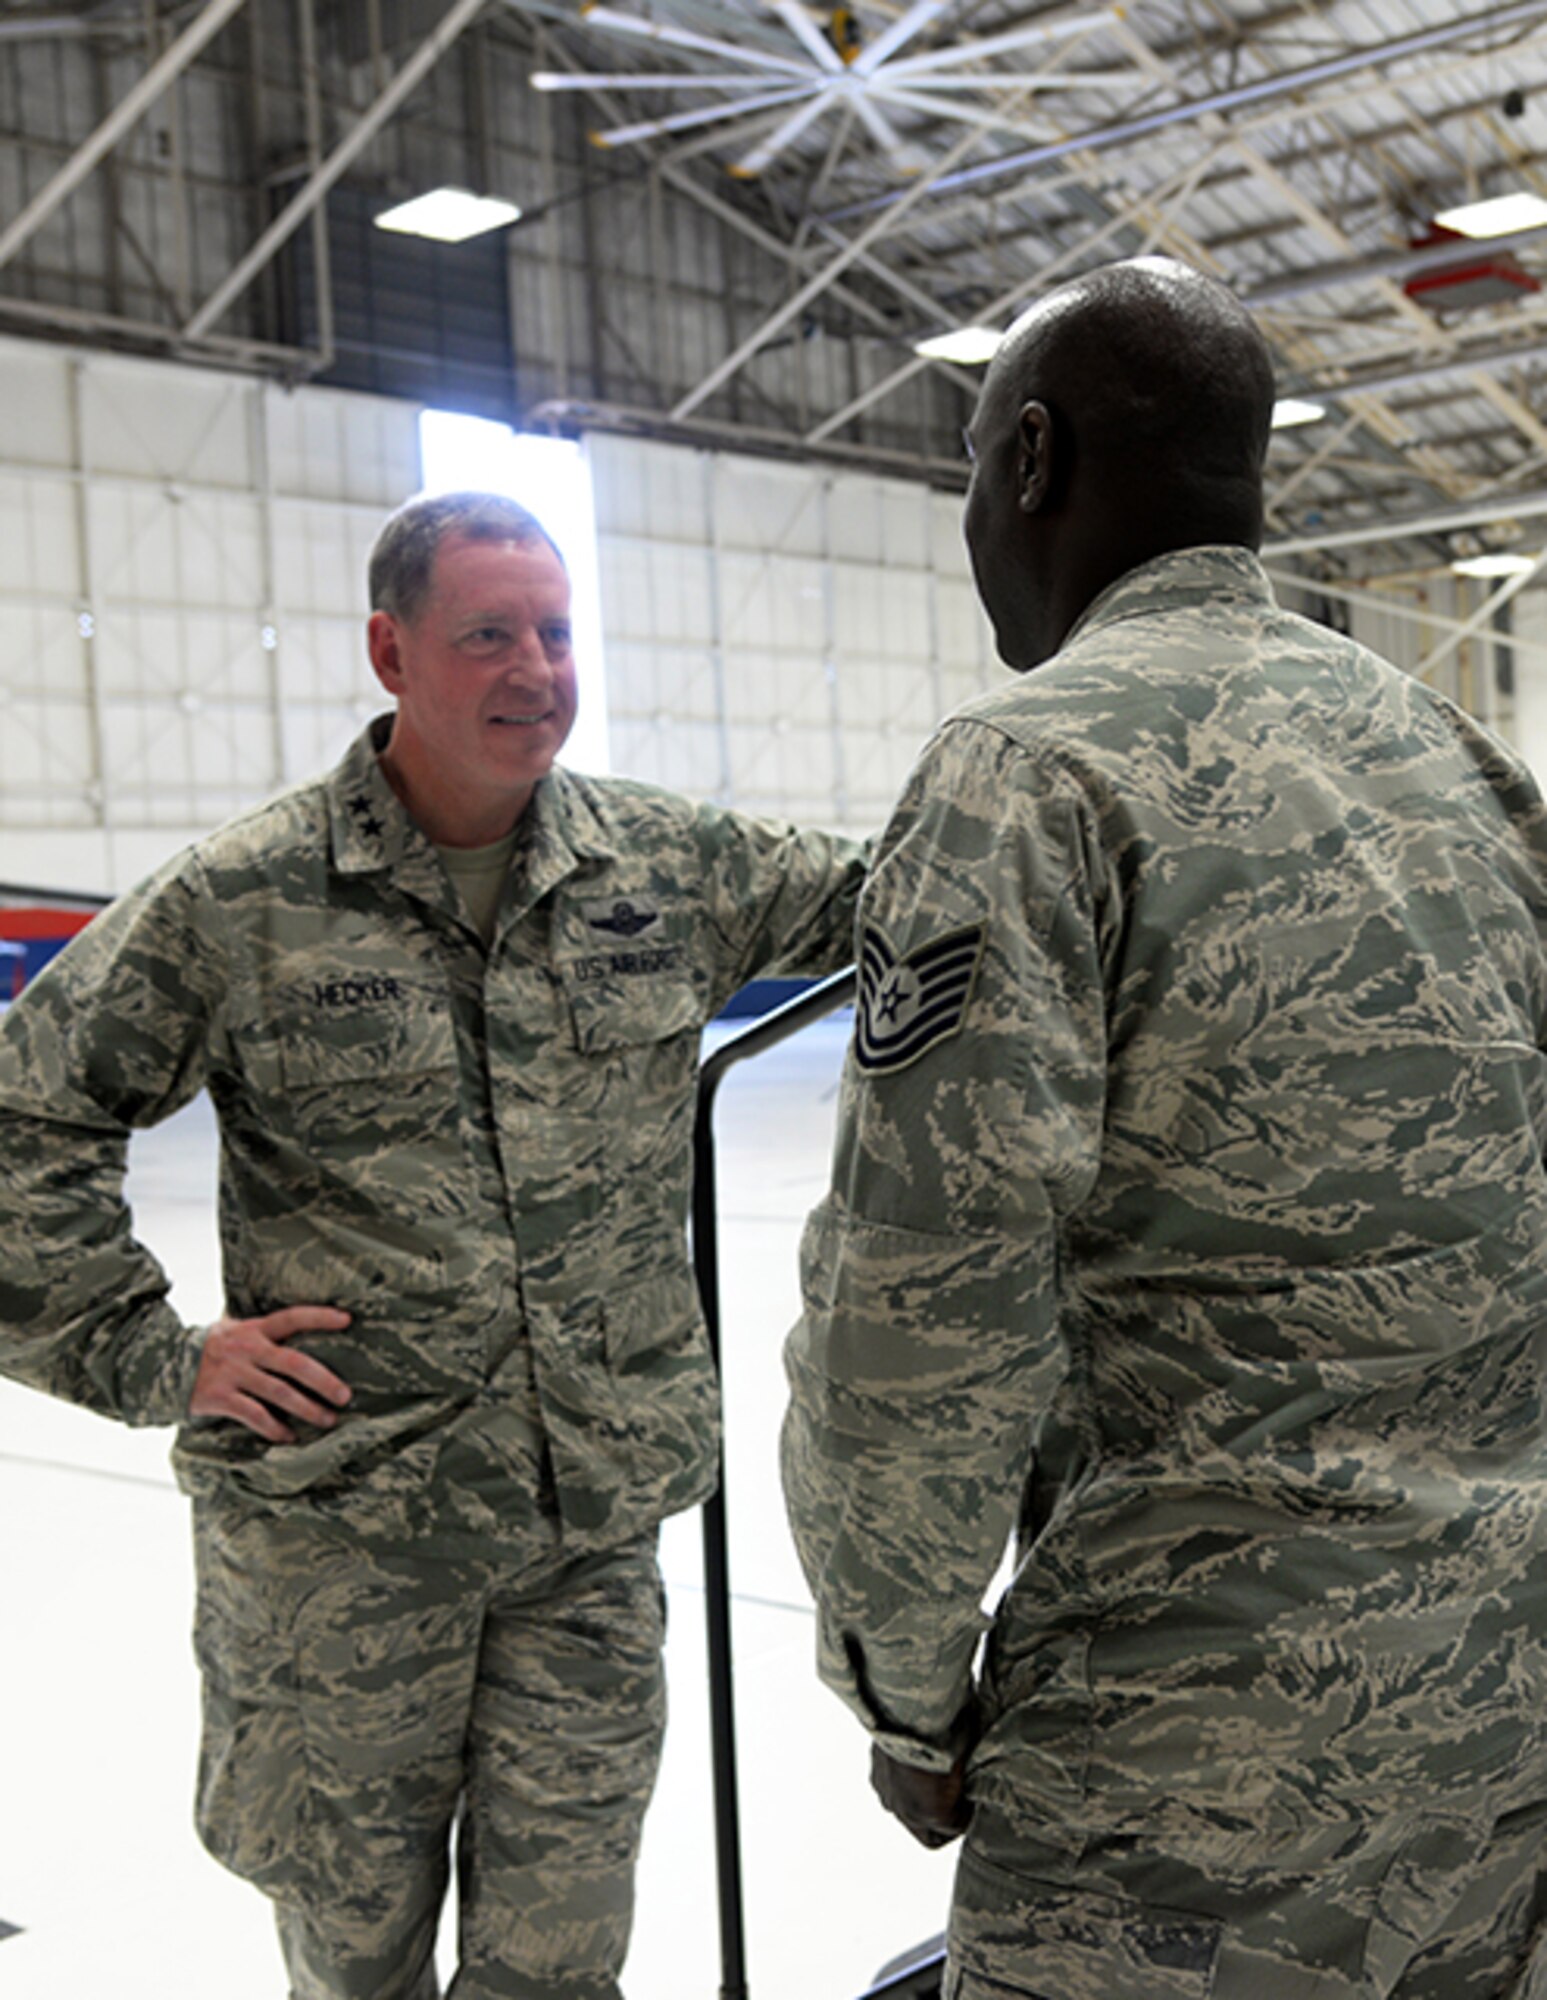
[855,921,986,1075]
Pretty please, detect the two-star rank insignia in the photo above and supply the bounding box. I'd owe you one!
[584,898,661,939]
[855,921,985,1075]
[346,794,384,839]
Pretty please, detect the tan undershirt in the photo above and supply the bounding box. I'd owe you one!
[436,828,520,948]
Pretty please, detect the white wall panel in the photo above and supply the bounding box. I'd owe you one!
[90,488,268,610]
[718,551,827,654]
[609,716,728,801]
[1507,591,1547,780]
[0,598,88,702]
[725,716,838,822]
[603,640,724,723]
[591,438,709,545]
[0,335,420,895]
[278,696,381,796]
[588,430,997,840]
[716,458,826,558]
[273,504,360,616]
[831,562,933,662]
[0,473,81,604]
[597,536,717,649]
[265,389,422,508]
[0,694,94,819]
[80,365,256,491]
[0,346,74,467]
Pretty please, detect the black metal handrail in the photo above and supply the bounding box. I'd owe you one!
[0,881,110,907]
[690,965,856,2000]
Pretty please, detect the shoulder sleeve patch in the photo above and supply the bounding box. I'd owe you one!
[854,921,986,1076]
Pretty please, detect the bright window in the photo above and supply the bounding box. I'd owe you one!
[418,411,611,775]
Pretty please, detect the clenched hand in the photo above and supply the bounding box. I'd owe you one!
[871,1744,973,1849]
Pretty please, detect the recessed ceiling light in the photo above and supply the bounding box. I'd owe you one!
[1271,397,1327,429]
[1451,551,1538,579]
[373,188,522,244]
[914,326,1003,365]
[1432,191,1547,240]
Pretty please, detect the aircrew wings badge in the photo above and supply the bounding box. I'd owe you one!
[855,921,985,1075]
[583,897,661,938]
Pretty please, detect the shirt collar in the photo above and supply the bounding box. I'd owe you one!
[1063,544,1275,652]
[325,715,623,921]
[327,716,412,876]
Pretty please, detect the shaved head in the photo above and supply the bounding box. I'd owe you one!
[964,257,1277,669]
[994,256,1275,535]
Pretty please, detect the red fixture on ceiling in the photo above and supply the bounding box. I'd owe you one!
[1404,223,1541,312]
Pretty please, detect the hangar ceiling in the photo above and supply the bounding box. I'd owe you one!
[5,0,1547,600]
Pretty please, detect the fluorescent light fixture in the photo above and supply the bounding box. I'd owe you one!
[1271,397,1327,429]
[374,188,521,243]
[1432,191,1547,240]
[1451,551,1538,580]
[914,325,1003,365]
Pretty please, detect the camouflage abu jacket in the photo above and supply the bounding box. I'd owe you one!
[0,719,864,1550]
[783,545,1547,1858]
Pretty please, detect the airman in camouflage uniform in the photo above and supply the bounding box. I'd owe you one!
[782,259,1547,1997]
[0,491,865,1999]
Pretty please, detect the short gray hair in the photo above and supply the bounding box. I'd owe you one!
[368,491,565,623]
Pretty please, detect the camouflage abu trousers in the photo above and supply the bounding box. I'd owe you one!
[947,1803,1547,1999]
[192,1501,666,2000]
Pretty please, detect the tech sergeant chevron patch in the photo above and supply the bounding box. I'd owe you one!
[855,921,985,1075]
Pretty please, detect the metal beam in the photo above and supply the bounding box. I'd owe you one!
[1412,553,1547,677]
[525,392,970,485]
[0,0,250,277]
[514,27,956,379]
[805,139,1231,444]
[0,288,327,373]
[1288,327,1547,406]
[183,0,489,341]
[1245,221,1547,308]
[0,16,95,39]
[1266,486,1547,556]
[669,113,987,421]
[821,0,1547,223]
[1264,566,1547,656]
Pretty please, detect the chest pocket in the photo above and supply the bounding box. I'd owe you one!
[566,972,703,1055]
[558,971,705,1172]
[264,997,461,1154]
[275,1003,457,1086]
[558,885,705,1057]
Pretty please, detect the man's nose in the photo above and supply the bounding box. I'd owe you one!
[507,626,551,676]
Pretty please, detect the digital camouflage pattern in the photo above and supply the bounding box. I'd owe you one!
[947,1801,1547,1998]
[783,547,1547,1972]
[0,715,864,1995]
[0,715,865,1553]
[196,1504,665,2000]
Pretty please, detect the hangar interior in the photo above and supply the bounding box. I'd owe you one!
[6,1,1547,1996]
[5,0,1547,886]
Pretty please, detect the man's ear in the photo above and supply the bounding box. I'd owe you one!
[1016,400,1055,515]
[366,610,404,695]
